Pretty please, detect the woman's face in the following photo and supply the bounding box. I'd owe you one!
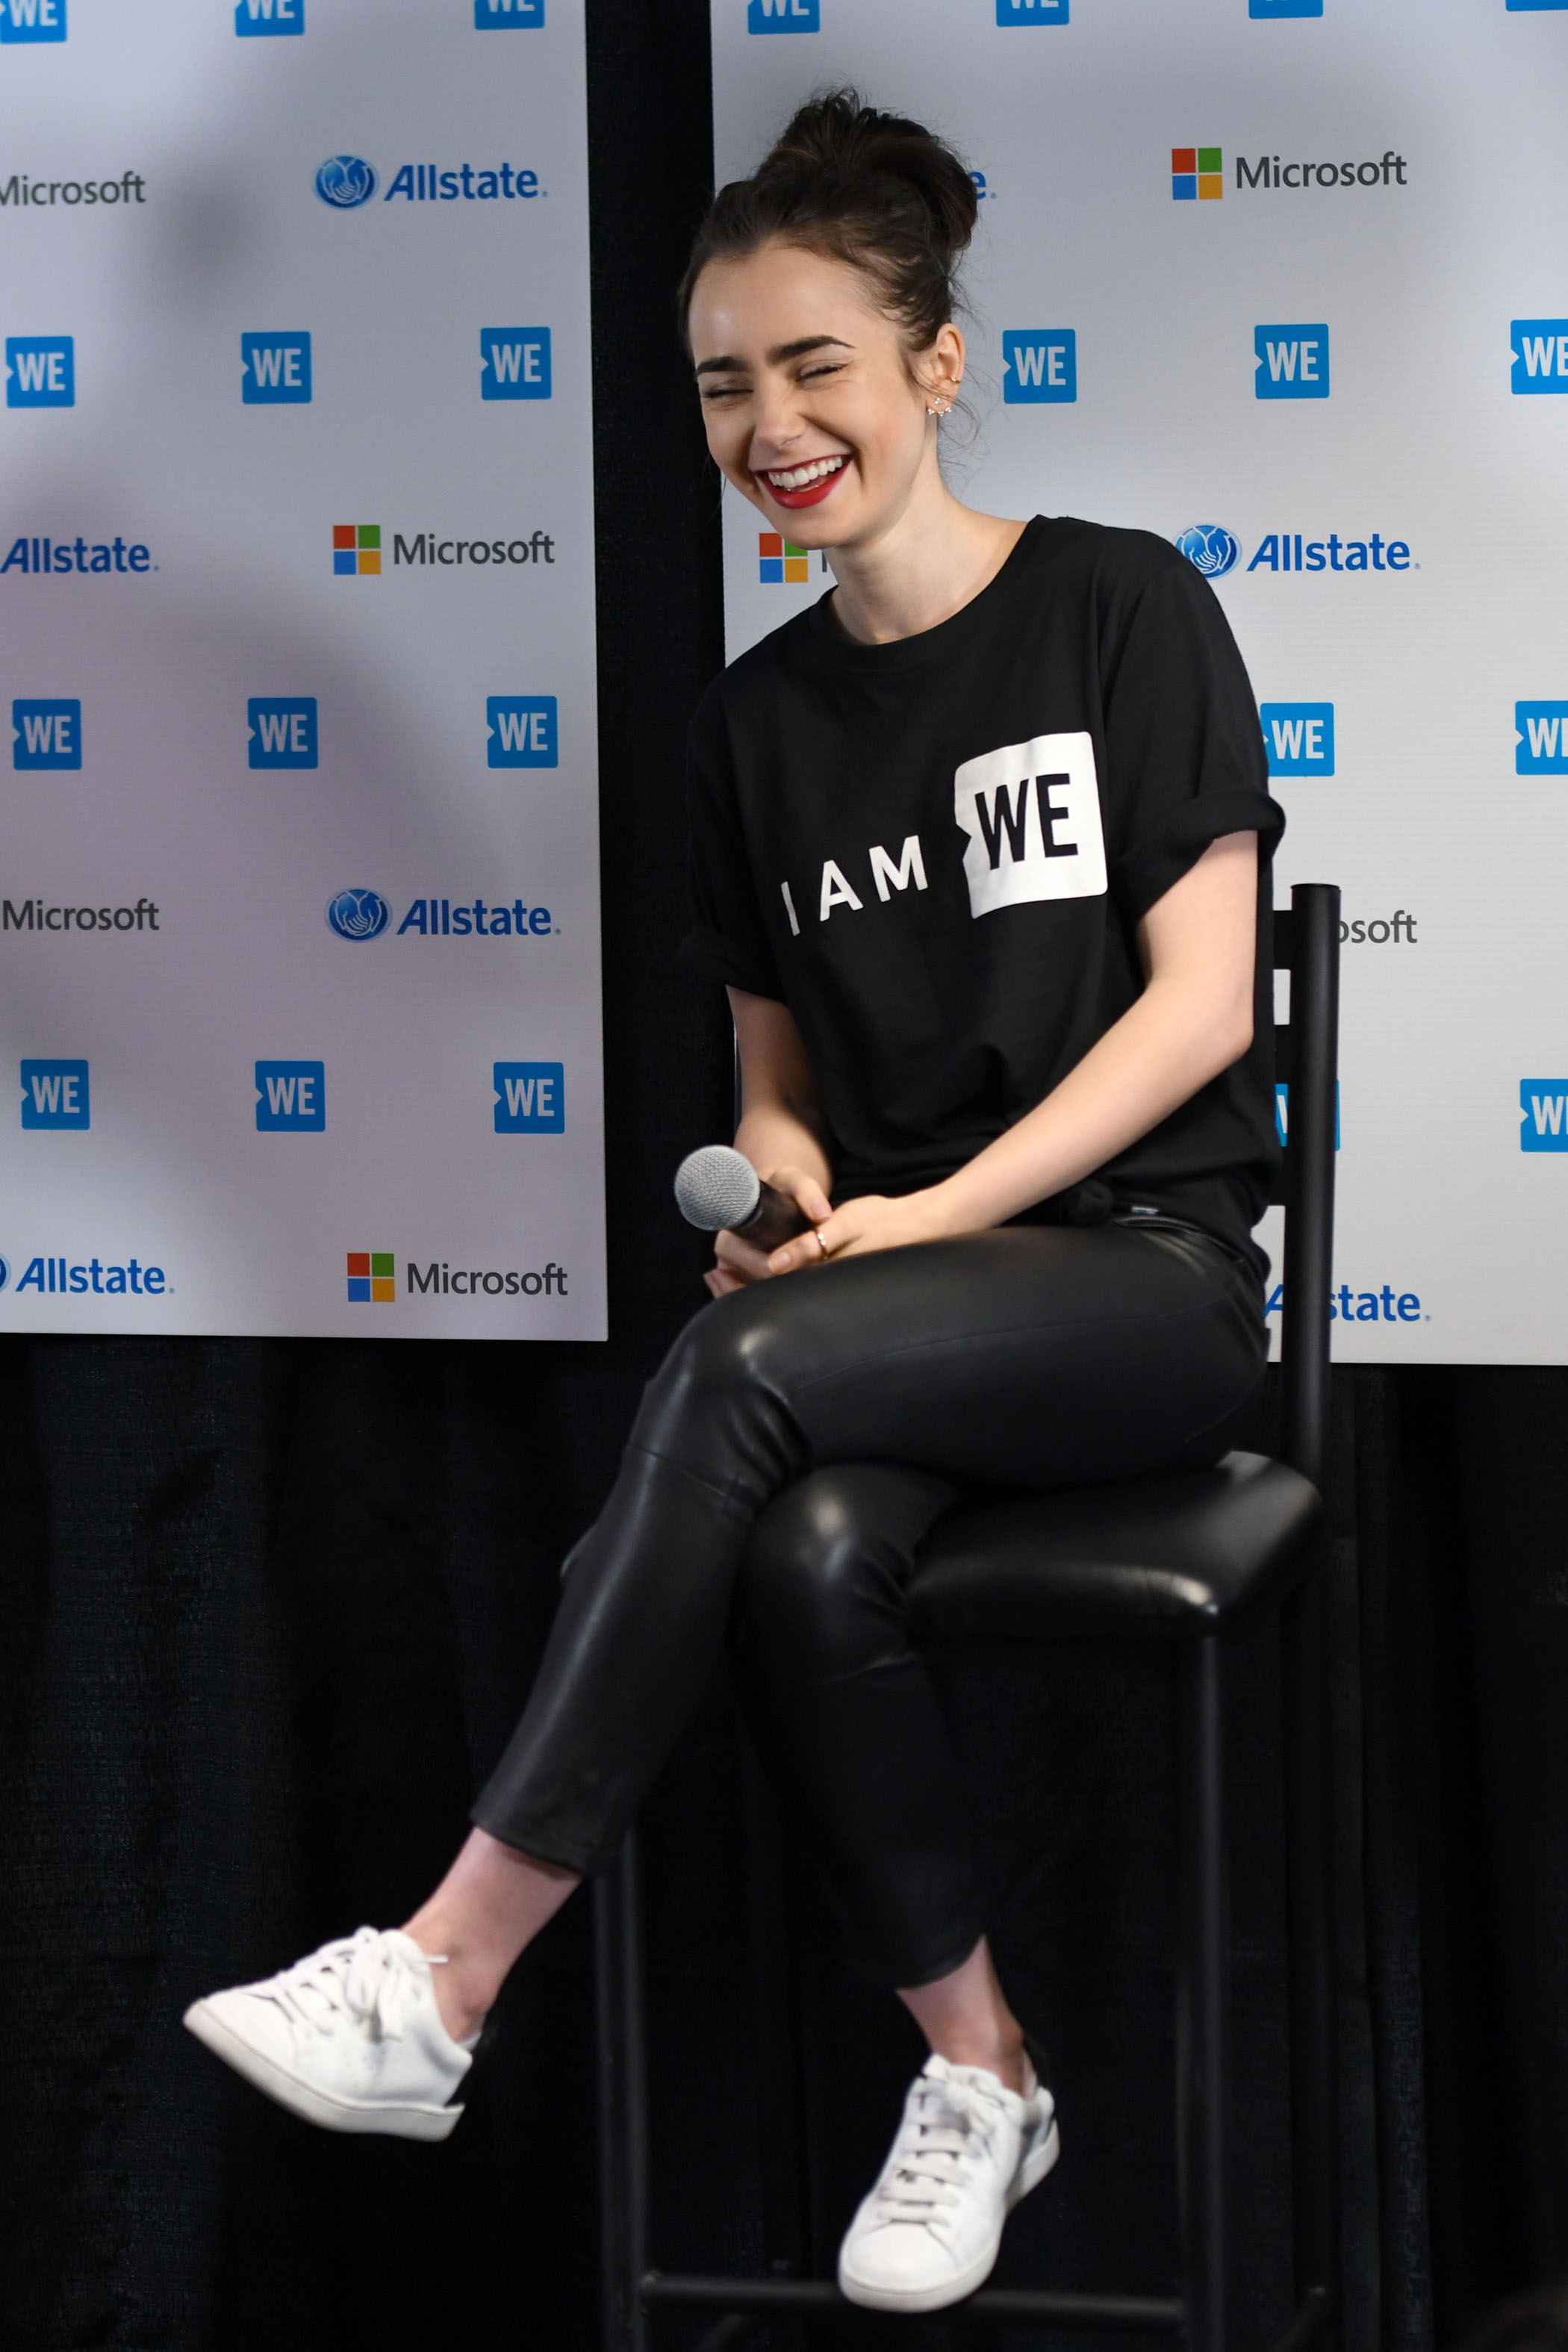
[687,240,961,552]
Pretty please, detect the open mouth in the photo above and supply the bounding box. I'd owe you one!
[759,453,849,508]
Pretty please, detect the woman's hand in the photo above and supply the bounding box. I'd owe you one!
[703,1164,835,1298]
[762,1186,957,1278]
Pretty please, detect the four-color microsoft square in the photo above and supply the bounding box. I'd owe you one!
[759,533,808,584]
[1172,148,1223,200]
[346,1251,394,1302]
[333,524,380,576]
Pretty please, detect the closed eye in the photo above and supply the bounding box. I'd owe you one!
[700,362,843,400]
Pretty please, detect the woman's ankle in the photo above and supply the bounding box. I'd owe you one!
[399,1830,582,2046]
[936,2021,1026,2093]
[402,1912,496,2045]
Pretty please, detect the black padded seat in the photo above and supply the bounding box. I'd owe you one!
[909,1450,1322,1643]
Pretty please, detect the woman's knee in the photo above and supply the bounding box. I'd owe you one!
[735,1464,953,1677]
[621,1287,803,1493]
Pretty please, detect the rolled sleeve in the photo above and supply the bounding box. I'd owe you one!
[1103,557,1284,924]
[678,697,786,1001]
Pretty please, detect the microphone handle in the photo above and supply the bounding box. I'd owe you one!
[735,1180,812,1254]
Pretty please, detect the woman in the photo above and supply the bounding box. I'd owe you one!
[187,93,1282,2317]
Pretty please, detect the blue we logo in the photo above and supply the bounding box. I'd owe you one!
[255,1061,326,1130]
[1261,703,1334,776]
[1511,320,1568,393]
[21,1060,88,1128]
[248,697,317,768]
[242,333,311,402]
[13,698,80,769]
[235,0,302,32]
[1255,323,1329,399]
[0,0,66,41]
[475,0,543,21]
[747,0,817,30]
[997,0,1068,22]
[487,695,557,767]
[1521,1082,1568,1150]
[1516,700,1568,773]
[494,1062,564,1133]
[6,336,73,408]
[481,327,550,400]
[1002,329,1076,403]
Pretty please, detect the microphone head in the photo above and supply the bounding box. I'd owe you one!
[674,1144,762,1233]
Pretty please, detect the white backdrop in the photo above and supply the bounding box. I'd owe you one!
[712,0,1568,1364]
[0,0,605,1339]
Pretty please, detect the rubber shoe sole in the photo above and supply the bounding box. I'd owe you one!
[183,1999,464,2142]
[838,2112,1062,2315]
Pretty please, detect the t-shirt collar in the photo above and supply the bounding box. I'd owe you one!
[803,515,1048,675]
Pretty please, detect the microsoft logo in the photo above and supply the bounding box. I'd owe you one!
[346,1249,393,1302]
[759,532,808,584]
[1172,147,1222,200]
[332,523,380,576]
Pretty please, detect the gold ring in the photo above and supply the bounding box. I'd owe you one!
[814,1228,829,1257]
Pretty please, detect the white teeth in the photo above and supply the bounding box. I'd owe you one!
[765,455,847,491]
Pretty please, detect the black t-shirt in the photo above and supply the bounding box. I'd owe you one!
[680,514,1284,1272]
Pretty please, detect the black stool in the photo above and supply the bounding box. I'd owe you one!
[596,883,1342,2352]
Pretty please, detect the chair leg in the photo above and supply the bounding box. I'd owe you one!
[742,1740,812,2352]
[595,1832,650,2352]
[1177,1637,1228,2352]
[1283,1556,1341,2335]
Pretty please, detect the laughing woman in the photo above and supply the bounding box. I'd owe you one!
[187,93,1281,2315]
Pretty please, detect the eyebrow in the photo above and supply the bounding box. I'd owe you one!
[694,334,853,379]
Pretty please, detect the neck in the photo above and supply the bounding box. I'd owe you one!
[824,475,1027,646]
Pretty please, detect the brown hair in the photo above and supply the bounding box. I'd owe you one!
[678,90,979,360]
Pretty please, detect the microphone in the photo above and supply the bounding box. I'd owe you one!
[674,1145,812,1254]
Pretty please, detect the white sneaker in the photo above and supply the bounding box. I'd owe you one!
[184,1927,476,2141]
[837,2052,1060,2313]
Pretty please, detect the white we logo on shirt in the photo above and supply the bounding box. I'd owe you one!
[953,732,1106,918]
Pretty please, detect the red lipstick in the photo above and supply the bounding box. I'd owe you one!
[759,458,848,510]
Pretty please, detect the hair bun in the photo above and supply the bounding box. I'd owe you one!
[759,91,979,270]
[680,89,979,356]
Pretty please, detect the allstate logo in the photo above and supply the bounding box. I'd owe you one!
[314,155,377,209]
[0,1254,9,1292]
[326,888,390,940]
[1175,524,1240,579]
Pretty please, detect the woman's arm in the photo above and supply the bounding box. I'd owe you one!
[706,989,836,1295]
[765,830,1260,1274]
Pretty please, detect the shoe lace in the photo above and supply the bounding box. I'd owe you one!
[870,2071,1005,2228]
[267,1928,430,2041]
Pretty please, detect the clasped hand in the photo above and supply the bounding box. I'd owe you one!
[703,1166,955,1298]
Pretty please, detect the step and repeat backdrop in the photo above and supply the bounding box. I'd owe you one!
[713,0,1568,1363]
[0,0,605,1338]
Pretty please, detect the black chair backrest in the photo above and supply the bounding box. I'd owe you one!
[1272,884,1342,1496]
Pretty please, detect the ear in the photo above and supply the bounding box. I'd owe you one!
[916,321,967,409]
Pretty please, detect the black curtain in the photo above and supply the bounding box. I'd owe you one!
[2,7,1565,2346]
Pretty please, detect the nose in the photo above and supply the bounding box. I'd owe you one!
[747,374,806,467]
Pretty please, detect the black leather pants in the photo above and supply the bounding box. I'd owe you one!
[471,1219,1266,1986]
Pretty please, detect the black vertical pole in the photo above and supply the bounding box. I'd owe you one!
[1277,884,1342,2337]
[742,1743,812,2352]
[1278,883,1340,1498]
[1177,1637,1228,2352]
[596,1835,651,2352]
